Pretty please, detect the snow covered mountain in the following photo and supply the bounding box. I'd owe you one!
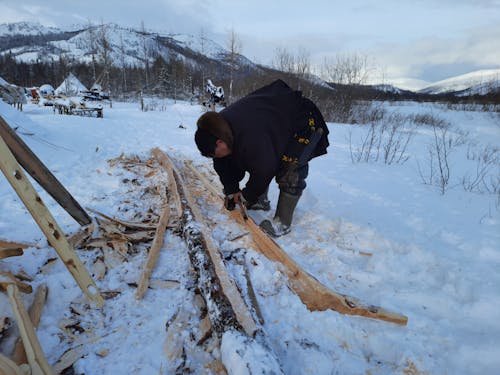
[419,69,500,95]
[0,21,259,73]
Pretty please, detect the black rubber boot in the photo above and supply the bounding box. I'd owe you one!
[260,191,300,237]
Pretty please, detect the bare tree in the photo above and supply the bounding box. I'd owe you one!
[140,20,151,92]
[273,47,295,74]
[226,27,242,103]
[295,47,311,77]
[321,52,371,85]
[86,19,97,82]
[97,21,113,104]
[119,33,127,93]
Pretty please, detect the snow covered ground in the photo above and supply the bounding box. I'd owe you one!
[0,97,499,374]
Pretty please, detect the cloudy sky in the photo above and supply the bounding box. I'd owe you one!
[1,0,499,84]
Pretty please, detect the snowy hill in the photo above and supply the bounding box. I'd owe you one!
[0,21,63,36]
[419,69,500,95]
[0,21,260,73]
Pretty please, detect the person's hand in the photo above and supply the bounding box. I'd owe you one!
[224,192,246,210]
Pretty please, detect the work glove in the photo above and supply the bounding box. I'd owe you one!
[224,191,246,211]
[224,194,236,210]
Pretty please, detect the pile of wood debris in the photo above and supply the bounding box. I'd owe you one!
[1,148,408,374]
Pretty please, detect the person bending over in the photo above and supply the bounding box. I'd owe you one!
[194,79,329,237]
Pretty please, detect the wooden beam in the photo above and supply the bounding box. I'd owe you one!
[7,284,55,375]
[0,115,91,225]
[12,285,49,365]
[135,203,171,299]
[185,161,408,325]
[0,134,104,307]
[154,149,258,337]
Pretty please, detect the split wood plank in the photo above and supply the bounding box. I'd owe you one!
[0,134,104,307]
[6,284,55,375]
[0,240,33,249]
[185,161,408,325]
[0,248,24,259]
[86,207,157,230]
[151,148,182,215]
[12,284,49,365]
[0,115,91,226]
[135,203,171,299]
[154,150,258,337]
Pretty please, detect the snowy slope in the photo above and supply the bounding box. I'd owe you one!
[0,21,62,36]
[419,69,500,94]
[0,21,259,72]
[0,98,499,374]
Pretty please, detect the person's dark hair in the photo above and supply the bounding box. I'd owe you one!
[194,127,218,157]
[196,111,233,149]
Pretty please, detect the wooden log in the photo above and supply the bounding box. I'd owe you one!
[154,150,258,337]
[185,161,408,325]
[0,115,91,226]
[6,284,55,375]
[135,203,171,299]
[12,284,49,365]
[0,134,104,308]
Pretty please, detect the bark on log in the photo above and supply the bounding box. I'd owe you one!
[153,150,258,337]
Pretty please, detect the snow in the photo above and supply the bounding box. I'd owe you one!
[419,69,500,94]
[0,97,499,374]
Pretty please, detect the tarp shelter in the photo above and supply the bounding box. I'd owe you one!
[0,76,26,105]
[55,73,87,96]
[39,84,55,97]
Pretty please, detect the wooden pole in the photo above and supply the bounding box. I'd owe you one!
[0,115,91,225]
[0,133,104,307]
[7,284,55,375]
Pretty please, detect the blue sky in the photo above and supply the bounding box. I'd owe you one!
[1,0,499,83]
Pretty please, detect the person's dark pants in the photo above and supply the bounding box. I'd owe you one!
[276,163,309,196]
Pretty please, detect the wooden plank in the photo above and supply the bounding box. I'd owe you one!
[135,203,171,299]
[12,285,49,365]
[0,115,91,225]
[151,148,182,215]
[155,150,258,337]
[0,134,104,307]
[7,284,55,375]
[0,248,24,259]
[185,161,408,325]
[0,240,33,249]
